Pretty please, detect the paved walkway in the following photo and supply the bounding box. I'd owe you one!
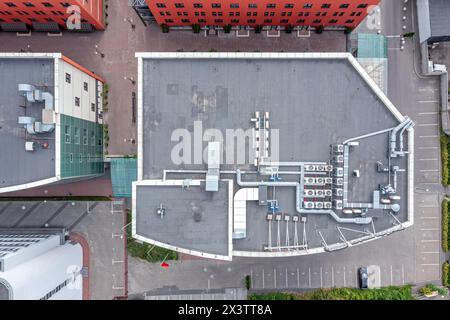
[69,232,90,300]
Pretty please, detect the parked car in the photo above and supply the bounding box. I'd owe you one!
[358,267,368,289]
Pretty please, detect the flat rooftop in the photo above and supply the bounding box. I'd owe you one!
[135,53,412,258]
[135,181,230,258]
[0,58,56,190]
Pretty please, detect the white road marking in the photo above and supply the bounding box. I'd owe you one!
[419,158,437,161]
[402,264,405,285]
[420,228,439,231]
[418,112,438,115]
[308,268,311,288]
[419,135,439,138]
[297,268,300,288]
[421,251,440,254]
[419,216,439,219]
[331,266,335,287]
[421,239,440,242]
[343,266,346,286]
[419,169,438,172]
[274,268,277,288]
[390,265,393,285]
[418,100,439,103]
[421,263,440,266]
[320,267,323,288]
[418,146,438,149]
[262,269,265,289]
[418,123,438,127]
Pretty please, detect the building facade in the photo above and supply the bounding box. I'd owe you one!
[145,0,380,29]
[0,229,83,300]
[0,53,105,194]
[0,0,104,32]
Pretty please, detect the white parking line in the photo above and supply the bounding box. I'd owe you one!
[421,239,440,242]
[402,264,405,285]
[419,135,439,138]
[297,268,300,288]
[421,251,440,254]
[320,267,323,288]
[308,268,311,288]
[421,263,440,266]
[343,266,346,286]
[331,266,335,287]
[262,269,265,289]
[274,268,277,288]
[285,268,288,288]
[418,123,438,127]
[420,228,439,231]
[418,100,439,103]
[390,265,393,285]
[419,158,437,161]
[419,216,439,219]
[419,205,438,208]
[419,169,438,172]
[418,111,438,115]
[418,146,438,149]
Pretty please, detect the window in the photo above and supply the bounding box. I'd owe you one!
[156,3,166,8]
[230,3,239,8]
[91,131,95,146]
[69,153,73,163]
[174,3,184,8]
[41,2,54,7]
[98,138,103,146]
[303,3,313,9]
[193,3,202,8]
[23,2,35,7]
[214,19,223,23]
[340,4,349,9]
[345,19,355,23]
[4,2,17,7]
[212,3,220,8]
[357,4,368,9]
[247,19,256,23]
[231,19,239,23]
[266,4,276,9]
[83,82,88,91]
[75,97,80,107]
[91,103,95,112]
[263,19,272,23]
[74,127,80,144]
[181,18,190,23]
[280,19,288,23]
[64,125,70,143]
[248,4,257,9]
[285,4,294,9]
[83,129,88,145]
[322,3,331,9]
[65,73,71,83]
[329,19,338,23]
[60,2,71,7]
[79,153,83,163]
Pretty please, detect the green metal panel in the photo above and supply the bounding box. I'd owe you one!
[110,158,137,198]
[357,33,387,59]
[60,114,104,179]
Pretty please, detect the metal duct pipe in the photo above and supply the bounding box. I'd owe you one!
[235,169,372,225]
[390,117,411,157]
[399,119,414,153]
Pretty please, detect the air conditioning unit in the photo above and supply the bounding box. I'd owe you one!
[333,155,344,163]
[315,202,324,209]
[324,202,332,209]
[333,200,343,210]
[333,167,344,177]
[303,201,315,209]
[324,189,332,197]
[324,177,333,184]
[333,178,344,186]
[333,144,344,153]
[333,188,344,196]
[304,189,315,197]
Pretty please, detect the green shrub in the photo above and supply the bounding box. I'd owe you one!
[440,134,450,186]
[161,23,169,33]
[315,25,324,34]
[126,211,178,262]
[403,32,415,38]
[443,263,450,287]
[248,286,414,300]
[223,24,232,33]
[192,24,201,33]
[420,283,448,296]
[254,25,263,33]
[443,200,449,252]
[245,275,251,290]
